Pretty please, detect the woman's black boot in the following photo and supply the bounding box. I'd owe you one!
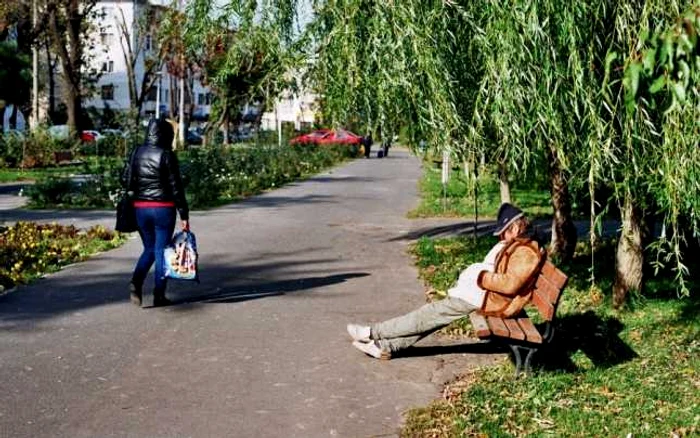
[129,282,142,307]
[153,289,172,307]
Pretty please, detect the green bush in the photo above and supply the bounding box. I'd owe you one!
[183,143,357,208]
[26,142,358,209]
[0,128,79,168]
[26,159,123,208]
[25,177,76,206]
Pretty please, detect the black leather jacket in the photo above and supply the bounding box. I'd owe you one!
[121,120,189,220]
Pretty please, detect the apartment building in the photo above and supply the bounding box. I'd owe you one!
[84,0,211,122]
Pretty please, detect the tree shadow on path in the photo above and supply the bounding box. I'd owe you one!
[0,248,370,326]
[169,272,369,308]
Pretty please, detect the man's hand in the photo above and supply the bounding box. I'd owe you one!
[182,220,190,232]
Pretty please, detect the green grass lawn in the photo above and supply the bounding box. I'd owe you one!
[408,165,552,219]
[402,236,699,437]
[0,166,84,183]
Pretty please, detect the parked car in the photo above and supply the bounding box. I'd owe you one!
[232,127,254,142]
[101,129,128,138]
[47,124,70,140]
[80,130,102,143]
[289,129,363,145]
[186,129,203,145]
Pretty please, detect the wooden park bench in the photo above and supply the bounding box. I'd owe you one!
[469,259,569,376]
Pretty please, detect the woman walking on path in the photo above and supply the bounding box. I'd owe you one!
[122,118,189,307]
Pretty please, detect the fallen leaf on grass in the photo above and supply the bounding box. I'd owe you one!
[532,417,555,428]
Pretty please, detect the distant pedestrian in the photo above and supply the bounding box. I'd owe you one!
[122,118,190,307]
[381,135,392,157]
[362,132,373,159]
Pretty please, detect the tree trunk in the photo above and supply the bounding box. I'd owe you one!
[498,161,512,204]
[548,144,577,262]
[64,86,81,135]
[613,195,644,308]
[223,110,230,145]
[169,76,176,119]
[46,41,56,121]
[48,0,85,136]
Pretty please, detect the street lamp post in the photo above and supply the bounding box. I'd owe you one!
[155,71,163,119]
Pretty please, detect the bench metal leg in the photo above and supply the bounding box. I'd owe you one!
[509,345,538,376]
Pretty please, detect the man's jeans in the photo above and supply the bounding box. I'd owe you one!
[132,206,176,293]
[371,297,478,353]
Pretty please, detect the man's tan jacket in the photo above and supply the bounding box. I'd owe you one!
[477,237,544,318]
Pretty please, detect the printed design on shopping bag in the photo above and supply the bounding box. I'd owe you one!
[164,231,199,281]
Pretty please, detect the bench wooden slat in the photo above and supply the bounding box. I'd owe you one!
[469,313,491,338]
[487,316,510,337]
[504,319,526,340]
[532,288,555,320]
[535,274,560,304]
[541,261,568,290]
[517,318,543,343]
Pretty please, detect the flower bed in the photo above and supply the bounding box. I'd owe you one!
[0,222,127,291]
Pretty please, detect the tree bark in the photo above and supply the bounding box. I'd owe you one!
[45,39,56,120]
[613,195,644,308]
[223,109,230,145]
[48,0,89,136]
[548,144,577,262]
[498,161,512,204]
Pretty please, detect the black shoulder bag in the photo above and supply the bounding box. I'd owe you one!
[115,148,138,232]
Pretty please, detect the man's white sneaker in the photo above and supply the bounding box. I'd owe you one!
[352,340,391,360]
[347,323,371,342]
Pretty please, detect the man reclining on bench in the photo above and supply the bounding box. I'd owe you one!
[347,203,545,359]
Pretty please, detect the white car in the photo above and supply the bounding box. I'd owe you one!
[102,129,128,138]
[47,124,70,140]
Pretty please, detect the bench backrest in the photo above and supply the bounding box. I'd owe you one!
[530,260,568,321]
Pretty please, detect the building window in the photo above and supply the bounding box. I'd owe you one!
[101,60,114,72]
[100,32,115,46]
[145,35,152,52]
[146,87,157,102]
[198,93,205,105]
[101,84,115,100]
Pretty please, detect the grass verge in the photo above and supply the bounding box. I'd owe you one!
[403,235,700,437]
[408,165,552,219]
[0,166,83,183]
[0,222,127,291]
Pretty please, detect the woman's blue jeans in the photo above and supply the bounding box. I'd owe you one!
[132,206,176,293]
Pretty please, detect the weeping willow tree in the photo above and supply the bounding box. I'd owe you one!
[309,1,465,147]
[471,0,700,301]
[184,0,699,304]
[606,1,700,305]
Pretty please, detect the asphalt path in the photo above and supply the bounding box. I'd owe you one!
[0,150,503,438]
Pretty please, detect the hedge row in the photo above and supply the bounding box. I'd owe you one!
[26,143,360,210]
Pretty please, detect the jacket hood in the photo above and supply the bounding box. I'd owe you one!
[145,118,174,149]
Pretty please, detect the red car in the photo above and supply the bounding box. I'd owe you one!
[290,129,363,145]
[80,130,102,143]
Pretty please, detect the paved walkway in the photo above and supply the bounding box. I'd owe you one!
[0,182,30,211]
[0,150,504,438]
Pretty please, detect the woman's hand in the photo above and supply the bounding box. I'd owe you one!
[182,220,190,232]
